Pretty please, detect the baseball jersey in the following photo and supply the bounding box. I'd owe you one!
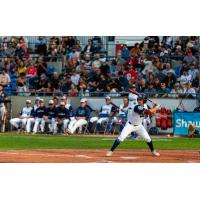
[75,107,90,119]
[119,104,129,118]
[0,92,6,106]
[99,104,115,118]
[20,107,33,117]
[34,106,47,118]
[45,107,56,119]
[55,107,70,119]
[128,93,138,106]
[127,104,145,126]
[30,105,39,117]
[65,103,73,116]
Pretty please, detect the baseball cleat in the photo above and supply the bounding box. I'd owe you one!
[106,151,113,157]
[66,129,73,135]
[152,150,160,157]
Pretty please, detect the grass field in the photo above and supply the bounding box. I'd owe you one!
[0,134,199,150]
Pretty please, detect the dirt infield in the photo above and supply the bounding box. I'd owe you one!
[0,149,199,163]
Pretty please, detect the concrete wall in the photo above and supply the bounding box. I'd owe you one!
[10,96,198,118]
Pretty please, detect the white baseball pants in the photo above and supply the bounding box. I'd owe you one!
[26,118,35,133]
[90,117,109,124]
[10,118,28,129]
[118,122,151,142]
[33,118,45,133]
[68,119,87,134]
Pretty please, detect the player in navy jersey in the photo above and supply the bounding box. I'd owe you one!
[26,97,40,133]
[54,101,70,134]
[43,100,56,133]
[67,98,90,134]
[33,99,47,134]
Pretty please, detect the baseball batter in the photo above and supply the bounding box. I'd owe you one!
[106,95,160,157]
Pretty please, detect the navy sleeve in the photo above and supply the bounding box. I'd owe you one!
[134,105,145,114]
[86,108,91,119]
[111,106,117,113]
[55,108,59,118]
[31,108,35,117]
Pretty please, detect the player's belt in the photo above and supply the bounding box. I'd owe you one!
[128,121,139,126]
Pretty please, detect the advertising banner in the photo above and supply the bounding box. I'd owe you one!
[173,112,200,136]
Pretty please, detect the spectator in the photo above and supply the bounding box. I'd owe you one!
[36,57,47,76]
[109,59,117,75]
[68,84,78,96]
[179,70,192,85]
[163,70,177,89]
[174,61,188,78]
[71,70,80,86]
[0,69,11,87]
[83,39,94,54]
[153,77,161,91]
[96,75,108,93]
[183,81,196,98]
[50,72,61,93]
[115,71,129,91]
[121,44,129,59]
[188,62,198,81]
[154,82,170,98]
[78,77,87,92]
[144,82,157,97]
[162,63,175,76]
[130,43,141,56]
[168,82,183,98]
[92,53,101,69]
[16,75,30,96]
[183,49,197,65]
[100,59,110,76]
[60,76,72,93]
[36,37,47,55]
[36,74,48,93]
[26,58,38,78]
[17,60,27,76]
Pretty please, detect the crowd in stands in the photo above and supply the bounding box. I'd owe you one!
[0,36,199,98]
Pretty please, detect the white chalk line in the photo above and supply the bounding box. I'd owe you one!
[120,156,139,160]
[0,152,92,159]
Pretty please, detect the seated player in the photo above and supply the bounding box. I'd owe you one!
[26,97,40,133]
[32,99,47,134]
[42,100,57,133]
[54,101,70,134]
[61,95,73,112]
[10,100,32,133]
[67,98,90,134]
[89,96,116,132]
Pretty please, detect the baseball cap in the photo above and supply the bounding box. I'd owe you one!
[35,97,40,102]
[80,98,86,103]
[105,96,111,100]
[49,100,54,104]
[39,99,44,103]
[26,100,31,104]
[60,101,65,106]
[61,96,67,100]
[53,96,59,100]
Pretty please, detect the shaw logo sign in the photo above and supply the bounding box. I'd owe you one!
[173,112,200,136]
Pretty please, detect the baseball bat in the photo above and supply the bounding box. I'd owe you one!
[129,89,159,107]
[110,102,119,109]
